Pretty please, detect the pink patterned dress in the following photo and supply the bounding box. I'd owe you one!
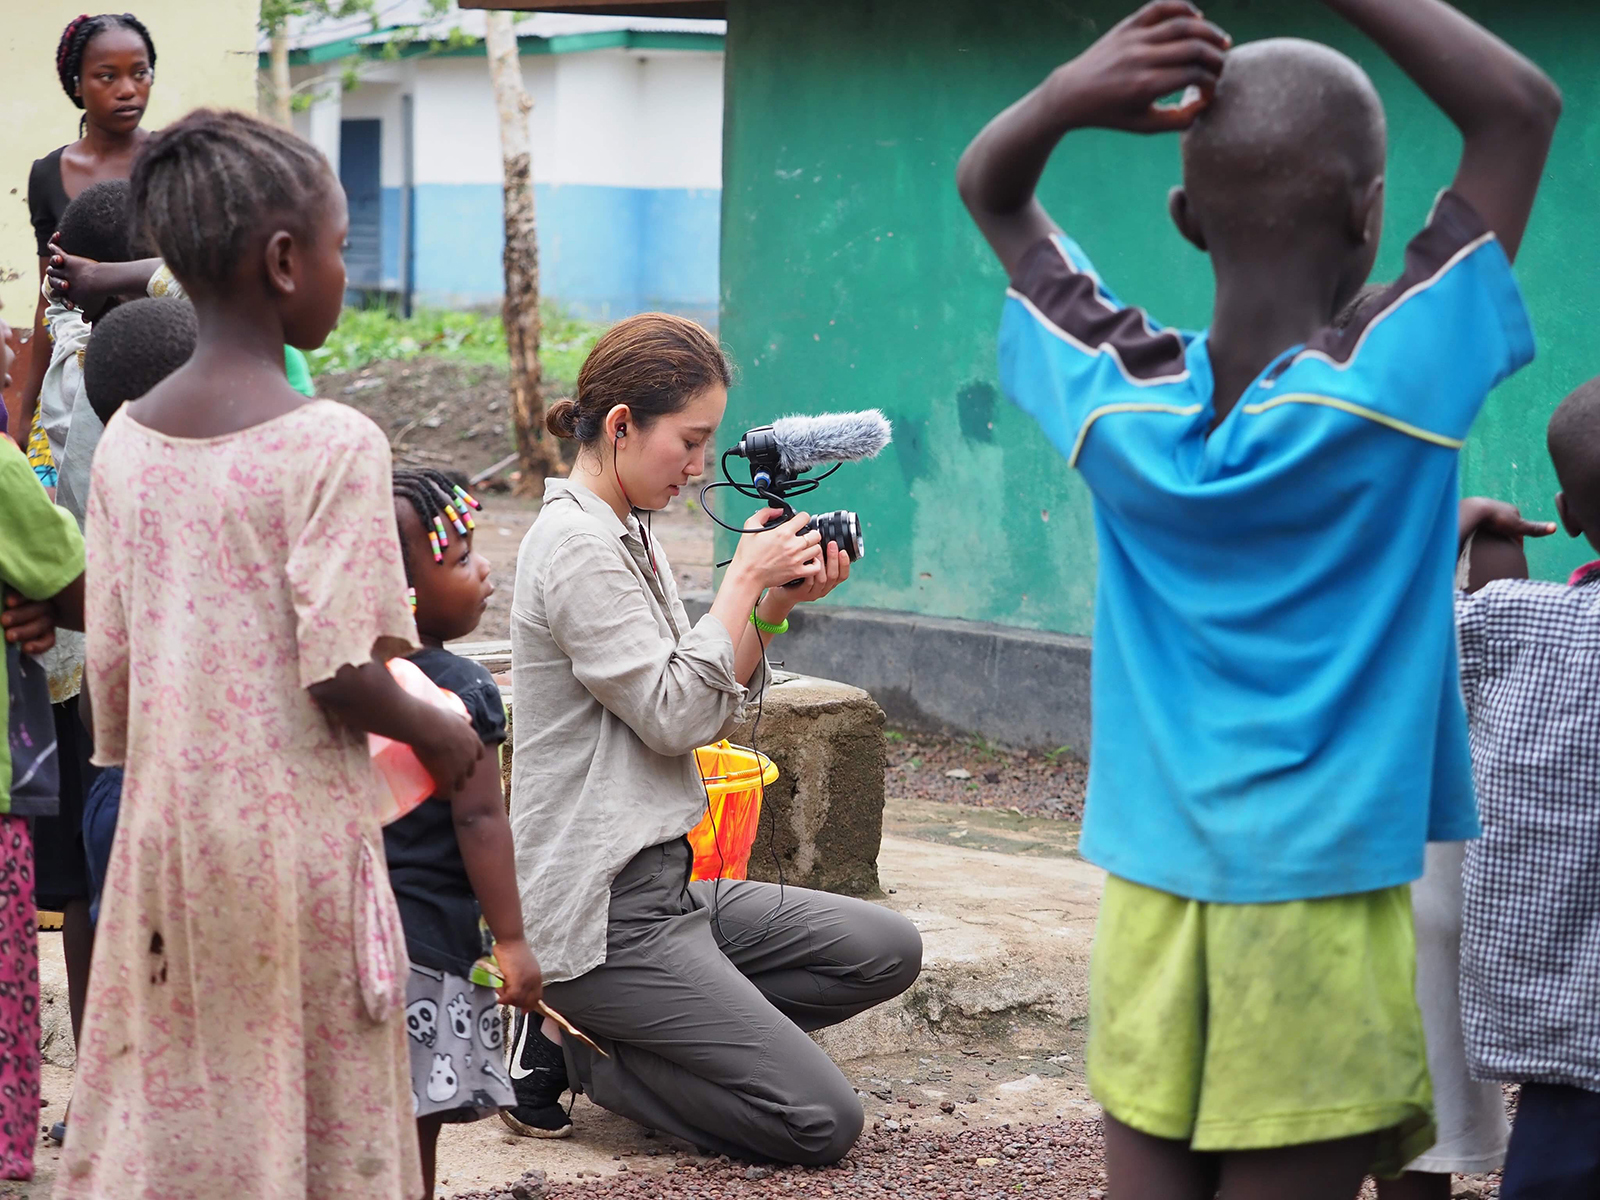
[59,401,423,1200]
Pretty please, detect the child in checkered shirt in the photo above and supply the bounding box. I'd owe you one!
[1452,377,1600,1199]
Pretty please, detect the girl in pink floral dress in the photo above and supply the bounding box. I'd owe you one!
[59,110,486,1200]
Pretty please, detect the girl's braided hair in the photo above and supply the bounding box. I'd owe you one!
[393,468,481,581]
[129,108,333,291]
[56,13,156,108]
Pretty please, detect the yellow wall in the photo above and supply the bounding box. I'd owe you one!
[0,1,260,319]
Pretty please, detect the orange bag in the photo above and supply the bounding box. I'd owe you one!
[687,741,779,881]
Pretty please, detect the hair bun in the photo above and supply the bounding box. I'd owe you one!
[545,397,580,440]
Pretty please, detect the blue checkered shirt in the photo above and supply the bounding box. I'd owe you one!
[1456,573,1600,1089]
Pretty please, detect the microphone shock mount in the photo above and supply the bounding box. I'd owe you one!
[700,424,866,564]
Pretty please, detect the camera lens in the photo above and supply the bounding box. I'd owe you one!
[803,510,864,561]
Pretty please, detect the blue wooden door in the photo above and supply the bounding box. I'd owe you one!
[339,119,382,288]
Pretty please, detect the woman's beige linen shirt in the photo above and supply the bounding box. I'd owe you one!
[509,477,755,982]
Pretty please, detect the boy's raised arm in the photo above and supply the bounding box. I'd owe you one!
[956,0,1228,280]
[1323,0,1560,262]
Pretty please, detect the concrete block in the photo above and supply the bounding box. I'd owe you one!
[728,674,886,897]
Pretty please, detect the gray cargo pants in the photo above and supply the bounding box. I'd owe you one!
[542,837,923,1166]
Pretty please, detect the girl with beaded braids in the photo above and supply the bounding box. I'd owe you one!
[15,13,156,458]
[383,467,544,1199]
[57,110,485,1200]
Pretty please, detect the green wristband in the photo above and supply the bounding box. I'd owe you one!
[750,610,789,636]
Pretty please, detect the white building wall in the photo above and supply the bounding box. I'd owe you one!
[277,41,724,316]
[410,56,504,186]
[402,49,721,190]
[545,51,644,188]
[306,89,343,177]
[632,52,724,189]
[282,42,722,192]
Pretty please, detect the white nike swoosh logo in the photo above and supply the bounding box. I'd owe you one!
[508,1013,534,1080]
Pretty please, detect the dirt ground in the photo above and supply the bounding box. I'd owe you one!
[321,357,534,486]
[887,734,1088,822]
[21,810,1510,1200]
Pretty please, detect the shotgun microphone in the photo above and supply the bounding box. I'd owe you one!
[730,409,893,477]
[721,410,892,564]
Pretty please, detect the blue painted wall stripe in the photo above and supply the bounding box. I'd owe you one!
[380,187,403,286]
[375,182,720,324]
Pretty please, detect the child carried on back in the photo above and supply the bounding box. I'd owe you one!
[28,179,134,493]
[958,0,1559,1194]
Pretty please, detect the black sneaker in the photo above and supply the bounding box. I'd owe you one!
[500,1009,573,1139]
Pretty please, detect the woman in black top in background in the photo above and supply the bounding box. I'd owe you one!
[18,12,156,1149]
[16,13,157,455]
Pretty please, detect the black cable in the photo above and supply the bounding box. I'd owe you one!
[702,468,844,569]
[698,439,844,946]
[697,457,844,536]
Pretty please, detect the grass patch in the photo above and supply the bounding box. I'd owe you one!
[310,303,605,385]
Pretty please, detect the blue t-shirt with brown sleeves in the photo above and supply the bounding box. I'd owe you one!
[998,191,1534,904]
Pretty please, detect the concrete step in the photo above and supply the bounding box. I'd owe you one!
[813,826,1101,1061]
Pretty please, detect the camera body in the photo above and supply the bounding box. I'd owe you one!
[731,425,866,562]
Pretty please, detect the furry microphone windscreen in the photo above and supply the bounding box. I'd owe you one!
[770,410,893,474]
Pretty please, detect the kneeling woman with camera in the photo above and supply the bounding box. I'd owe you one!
[505,314,922,1162]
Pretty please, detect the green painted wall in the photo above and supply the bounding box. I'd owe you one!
[718,0,1600,636]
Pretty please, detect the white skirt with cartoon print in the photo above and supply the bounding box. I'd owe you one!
[404,963,516,1122]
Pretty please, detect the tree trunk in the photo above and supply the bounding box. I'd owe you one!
[269,26,294,130]
[485,11,560,490]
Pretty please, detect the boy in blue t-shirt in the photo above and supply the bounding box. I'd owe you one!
[958,0,1559,1193]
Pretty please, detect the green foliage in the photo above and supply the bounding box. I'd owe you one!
[309,304,604,385]
[264,0,475,104]
[966,735,1006,763]
[260,0,375,38]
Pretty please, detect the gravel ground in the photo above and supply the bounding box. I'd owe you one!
[885,732,1088,821]
[444,1116,1513,1200]
[444,1120,1110,1200]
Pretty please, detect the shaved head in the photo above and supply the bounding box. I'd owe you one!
[1548,377,1600,498]
[1181,39,1386,244]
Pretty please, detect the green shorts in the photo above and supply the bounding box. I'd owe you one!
[1088,874,1434,1176]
